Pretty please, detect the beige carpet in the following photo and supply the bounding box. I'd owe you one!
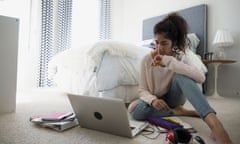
[0,89,239,144]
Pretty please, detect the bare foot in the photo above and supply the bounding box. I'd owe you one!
[212,128,233,144]
[205,113,233,144]
[205,121,232,144]
[128,101,137,112]
[213,130,233,144]
[173,106,200,117]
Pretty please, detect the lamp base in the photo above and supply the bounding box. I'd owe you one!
[215,47,226,59]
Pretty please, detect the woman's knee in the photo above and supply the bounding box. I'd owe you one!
[128,99,149,120]
[172,74,196,86]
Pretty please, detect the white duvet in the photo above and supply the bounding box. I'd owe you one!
[48,41,151,102]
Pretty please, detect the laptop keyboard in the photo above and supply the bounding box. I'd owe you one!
[130,119,143,128]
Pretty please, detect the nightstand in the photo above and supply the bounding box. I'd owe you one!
[202,59,237,98]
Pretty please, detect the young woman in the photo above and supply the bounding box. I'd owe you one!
[128,13,233,144]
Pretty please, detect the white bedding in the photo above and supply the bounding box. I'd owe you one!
[48,40,206,103]
[48,41,151,102]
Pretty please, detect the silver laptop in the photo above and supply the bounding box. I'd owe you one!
[67,94,148,138]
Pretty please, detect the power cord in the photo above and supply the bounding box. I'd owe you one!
[140,124,167,140]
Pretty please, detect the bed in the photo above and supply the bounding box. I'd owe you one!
[48,4,208,103]
[48,41,151,103]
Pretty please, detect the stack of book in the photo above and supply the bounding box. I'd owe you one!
[30,112,79,131]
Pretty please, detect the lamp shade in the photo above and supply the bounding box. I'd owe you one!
[213,29,234,47]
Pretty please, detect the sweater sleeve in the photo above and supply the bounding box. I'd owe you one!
[138,55,157,105]
[161,55,206,83]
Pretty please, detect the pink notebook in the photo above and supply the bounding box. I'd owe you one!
[41,112,73,121]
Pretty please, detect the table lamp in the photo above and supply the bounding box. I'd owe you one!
[213,29,234,59]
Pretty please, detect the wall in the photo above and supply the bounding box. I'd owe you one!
[111,0,240,97]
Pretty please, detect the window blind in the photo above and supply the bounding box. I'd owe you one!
[38,0,111,87]
[39,0,72,87]
[39,0,54,87]
[56,0,72,53]
[99,0,111,40]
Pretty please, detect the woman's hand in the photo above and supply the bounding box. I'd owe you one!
[151,99,170,111]
[151,54,163,66]
[151,51,164,67]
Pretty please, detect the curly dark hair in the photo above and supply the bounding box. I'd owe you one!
[153,12,189,53]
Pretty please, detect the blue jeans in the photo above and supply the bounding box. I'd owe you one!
[130,74,215,120]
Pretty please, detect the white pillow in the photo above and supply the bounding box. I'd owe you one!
[184,48,207,74]
[187,33,200,53]
[87,40,139,67]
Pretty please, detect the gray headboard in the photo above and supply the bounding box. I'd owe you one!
[142,4,207,58]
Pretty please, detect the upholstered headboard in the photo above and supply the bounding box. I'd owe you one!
[142,4,207,58]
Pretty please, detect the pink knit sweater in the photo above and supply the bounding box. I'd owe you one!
[139,53,205,105]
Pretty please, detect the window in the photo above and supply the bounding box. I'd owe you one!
[38,0,111,87]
